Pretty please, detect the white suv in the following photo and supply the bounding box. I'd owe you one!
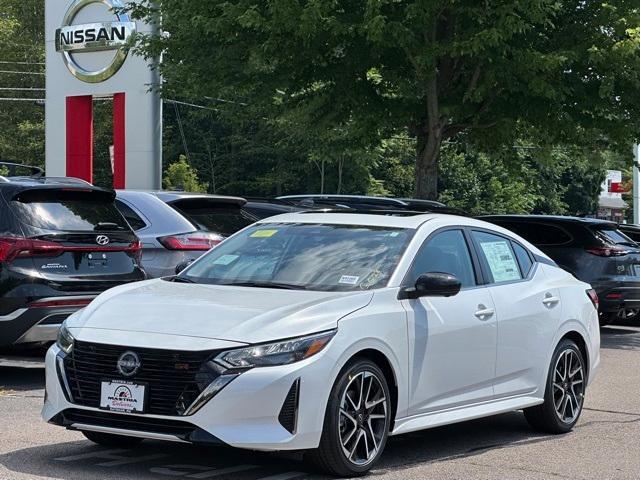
[43,212,600,477]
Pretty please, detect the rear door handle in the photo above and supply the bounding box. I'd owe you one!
[474,305,495,321]
[542,294,560,307]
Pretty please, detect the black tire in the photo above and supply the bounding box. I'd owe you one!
[599,312,614,327]
[305,359,392,477]
[524,339,586,434]
[82,430,143,448]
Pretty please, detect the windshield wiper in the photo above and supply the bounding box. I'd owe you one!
[222,281,308,290]
[170,276,196,283]
[94,222,124,231]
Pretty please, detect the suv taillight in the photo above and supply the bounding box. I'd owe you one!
[0,236,143,262]
[585,246,628,257]
[0,237,64,262]
[586,289,599,310]
[158,232,223,251]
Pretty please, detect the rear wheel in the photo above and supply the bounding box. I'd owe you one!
[524,339,586,433]
[305,359,391,477]
[82,430,143,448]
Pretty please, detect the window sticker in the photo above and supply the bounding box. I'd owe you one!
[250,229,278,238]
[212,254,239,266]
[339,275,360,285]
[480,241,520,282]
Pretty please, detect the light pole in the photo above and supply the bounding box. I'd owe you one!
[634,144,640,224]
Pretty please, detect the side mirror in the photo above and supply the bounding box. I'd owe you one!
[398,272,462,300]
[175,259,195,274]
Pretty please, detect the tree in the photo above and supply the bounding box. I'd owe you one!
[0,0,44,167]
[163,155,209,192]
[132,1,640,199]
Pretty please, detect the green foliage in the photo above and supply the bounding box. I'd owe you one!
[0,165,8,176]
[0,0,44,168]
[163,155,209,193]
[133,0,640,198]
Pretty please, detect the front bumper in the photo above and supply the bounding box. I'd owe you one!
[42,343,332,451]
[0,297,94,347]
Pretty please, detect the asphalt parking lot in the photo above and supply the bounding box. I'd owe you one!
[1,325,640,480]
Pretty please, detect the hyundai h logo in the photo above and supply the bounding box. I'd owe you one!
[117,351,141,377]
[55,0,137,83]
[95,235,110,245]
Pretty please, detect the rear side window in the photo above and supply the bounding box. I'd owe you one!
[171,204,255,236]
[115,200,147,231]
[472,231,522,283]
[512,242,533,277]
[10,189,129,232]
[495,221,572,246]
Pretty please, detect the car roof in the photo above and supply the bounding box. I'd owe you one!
[0,177,113,196]
[255,211,494,229]
[483,214,618,227]
[277,194,409,207]
[116,190,246,206]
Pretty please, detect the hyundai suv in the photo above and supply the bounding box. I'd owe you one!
[483,215,640,325]
[0,177,145,347]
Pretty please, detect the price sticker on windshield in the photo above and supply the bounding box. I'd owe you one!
[250,229,278,238]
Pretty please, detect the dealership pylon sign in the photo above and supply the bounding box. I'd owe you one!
[45,0,161,189]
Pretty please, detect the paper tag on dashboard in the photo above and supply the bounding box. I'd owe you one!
[339,275,360,285]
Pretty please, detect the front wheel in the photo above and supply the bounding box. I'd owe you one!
[524,339,586,433]
[305,359,392,477]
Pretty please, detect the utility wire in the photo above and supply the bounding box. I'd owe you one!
[0,60,45,65]
[0,87,45,91]
[166,99,217,111]
[172,101,190,161]
[0,70,45,75]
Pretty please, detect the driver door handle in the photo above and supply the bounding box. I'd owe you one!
[474,305,495,321]
[542,294,560,308]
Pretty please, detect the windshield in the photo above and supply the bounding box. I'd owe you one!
[181,223,414,291]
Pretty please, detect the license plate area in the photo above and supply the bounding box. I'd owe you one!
[100,380,146,413]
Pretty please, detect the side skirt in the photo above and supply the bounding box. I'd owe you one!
[391,395,543,436]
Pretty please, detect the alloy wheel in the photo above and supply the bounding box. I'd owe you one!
[338,370,388,466]
[552,348,584,424]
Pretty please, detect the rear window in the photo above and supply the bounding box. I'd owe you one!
[172,205,255,236]
[593,227,635,246]
[10,189,129,232]
[493,221,572,246]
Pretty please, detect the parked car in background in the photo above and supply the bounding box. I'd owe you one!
[277,194,410,210]
[242,198,305,219]
[617,224,640,244]
[115,191,257,278]
[44,212,599,476]
[483,215,640,325]
[0,177,145,347]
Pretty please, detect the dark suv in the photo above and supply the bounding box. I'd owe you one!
[483,215,640,325]
[0,178,146,347]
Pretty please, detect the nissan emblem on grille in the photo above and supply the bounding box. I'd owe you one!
[95,235,110,245]
[117,351,141,377]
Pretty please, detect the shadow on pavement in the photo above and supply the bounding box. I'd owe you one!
[600,326,640,351]
[0,412,552,480]
[0,365,45,391]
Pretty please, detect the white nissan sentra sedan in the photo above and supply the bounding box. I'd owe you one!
[43,212,600,477]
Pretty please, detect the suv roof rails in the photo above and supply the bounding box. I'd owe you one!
[0,161,44,178]
[5,176,94,186]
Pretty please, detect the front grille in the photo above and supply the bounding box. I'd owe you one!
[64,341,219,416]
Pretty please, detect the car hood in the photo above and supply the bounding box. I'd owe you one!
[68,279,374,344]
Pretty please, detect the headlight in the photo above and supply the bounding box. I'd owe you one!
[215,330,336,369]
[56,323,74,354]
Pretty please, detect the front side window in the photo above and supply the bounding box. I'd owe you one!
[407,229,476,288]
[181,223,414,291]
[473,231,522,283]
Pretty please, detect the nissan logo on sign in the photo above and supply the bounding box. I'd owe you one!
[55,0,137,83]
